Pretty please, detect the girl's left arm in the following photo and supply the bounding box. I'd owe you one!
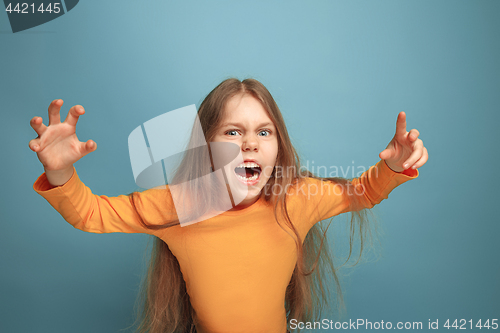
[292,112,428,233]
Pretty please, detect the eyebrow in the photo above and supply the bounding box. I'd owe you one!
[220,122,275,128]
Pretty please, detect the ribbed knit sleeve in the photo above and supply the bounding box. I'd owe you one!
[33,168,176,236]
[286,159,419,237]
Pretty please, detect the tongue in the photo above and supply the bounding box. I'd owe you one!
[235,168,255,178]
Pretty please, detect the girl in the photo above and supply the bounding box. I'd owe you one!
[30,78,428,333]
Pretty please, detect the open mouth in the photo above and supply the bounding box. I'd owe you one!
[234,162,262,183]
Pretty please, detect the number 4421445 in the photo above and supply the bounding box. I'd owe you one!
[444,319,498,330]
[5,3,62,14]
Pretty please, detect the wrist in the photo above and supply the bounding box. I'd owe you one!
[44,166,74,186]
[384,160,405,173]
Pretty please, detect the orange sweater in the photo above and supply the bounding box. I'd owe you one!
[33,159,418,333]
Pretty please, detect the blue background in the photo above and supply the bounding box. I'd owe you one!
[1,1,499,332]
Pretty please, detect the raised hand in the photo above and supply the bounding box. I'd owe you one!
[29,99,96,185]
[379,112,428,173]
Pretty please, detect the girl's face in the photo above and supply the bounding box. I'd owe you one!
[213,93,278,210]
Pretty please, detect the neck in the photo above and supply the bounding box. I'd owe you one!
[229,196,260,211]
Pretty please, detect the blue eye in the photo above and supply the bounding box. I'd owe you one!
[225,129,271,137]
[226,130,239,136]
[258,130,271,137]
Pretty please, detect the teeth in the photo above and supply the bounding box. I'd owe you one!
[235,162,260,169]
[234,161,261,182]
[235,173,259,181]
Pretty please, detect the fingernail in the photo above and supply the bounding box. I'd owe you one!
[403,163,409,168]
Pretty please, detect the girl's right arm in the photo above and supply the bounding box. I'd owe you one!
[30,100,175,236]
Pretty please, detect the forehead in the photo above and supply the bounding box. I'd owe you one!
[222,93,274,126]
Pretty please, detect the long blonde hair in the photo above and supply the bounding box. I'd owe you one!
[131,78,378,332]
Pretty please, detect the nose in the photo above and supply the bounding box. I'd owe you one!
[242,134,258,152]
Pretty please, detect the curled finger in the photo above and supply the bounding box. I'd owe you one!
[29,138,41,152]
[48,99,63,126]
[80,139,97,156]
[403,145,424,169]
[30,116,47,136]
[408,129,420,142]
[65,105,85,127]
[411,147,429,169]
